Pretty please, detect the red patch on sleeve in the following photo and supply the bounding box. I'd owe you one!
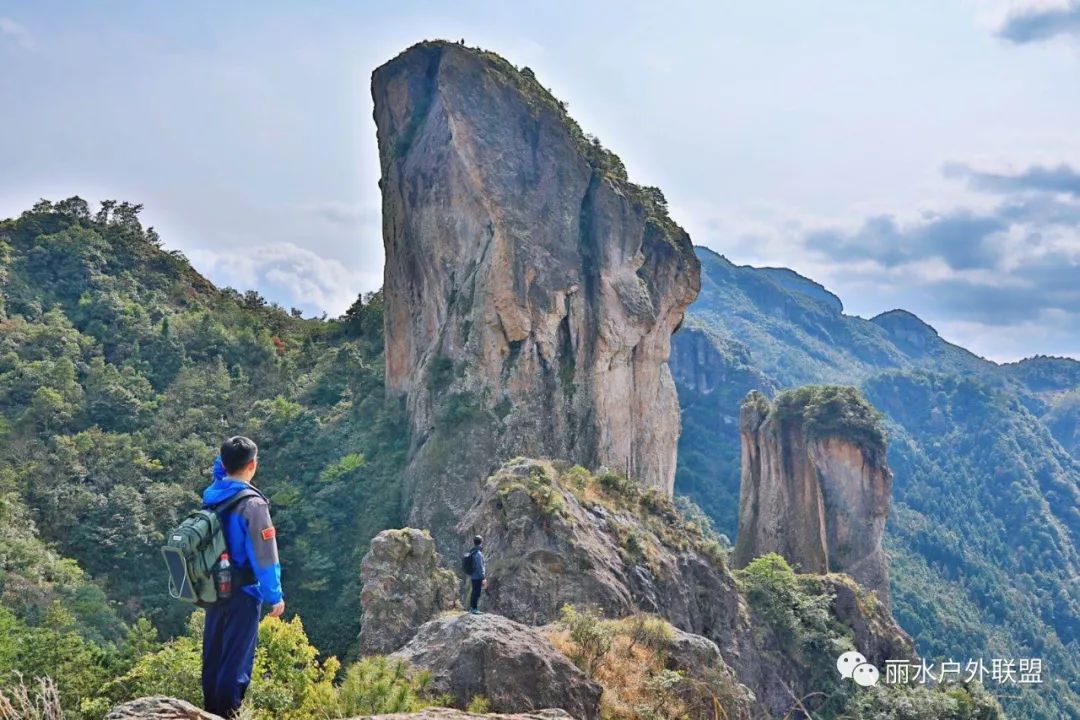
[261,527,276,541]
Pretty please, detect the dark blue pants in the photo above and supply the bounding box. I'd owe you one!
[202,591,261,718]
[469,578,483,610]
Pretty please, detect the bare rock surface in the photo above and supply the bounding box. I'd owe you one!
[372,40,700,547]
[104,697,222,720]
[358,710,573,720]
[733,388,894,606]
[360,528,459,654]
[390,612,602,720]
[457,459,748,641]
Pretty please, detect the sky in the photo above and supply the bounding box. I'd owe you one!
[1,1,1078,362]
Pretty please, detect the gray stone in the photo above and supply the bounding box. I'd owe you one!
[360,528,459,655]
[105,697,222,720]
[733,389,894,607]
[358,710,574,720]
[390,612,602,720]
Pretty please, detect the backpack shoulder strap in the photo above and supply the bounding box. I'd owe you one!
[207,487,263,516]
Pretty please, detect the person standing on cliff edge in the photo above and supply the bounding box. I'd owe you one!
[464,535,487,614]
[201,436,285,718]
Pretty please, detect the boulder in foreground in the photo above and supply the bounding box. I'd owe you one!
[360,710,573,720]
[105,697,222,720]
[390,612,602,720]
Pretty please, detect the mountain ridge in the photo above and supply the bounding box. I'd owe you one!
[674,244,1080,719]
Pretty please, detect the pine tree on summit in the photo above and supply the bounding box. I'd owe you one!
[201,436,285,718]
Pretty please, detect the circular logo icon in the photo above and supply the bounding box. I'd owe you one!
[852,662,880,687]
[836,650,867,679]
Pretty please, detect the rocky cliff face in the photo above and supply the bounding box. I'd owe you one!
[733,387,893,606]
[372,41,699,545]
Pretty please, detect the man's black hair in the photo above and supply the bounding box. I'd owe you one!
[221,436,258,474]
[473,535,483,546]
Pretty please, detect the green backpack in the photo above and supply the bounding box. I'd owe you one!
[161,489,257,607]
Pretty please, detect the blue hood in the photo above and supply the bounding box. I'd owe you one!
[202,478,252,507]
[203,458,252,506]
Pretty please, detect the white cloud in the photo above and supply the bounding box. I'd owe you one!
[683,158,1080,362]
[0,17,34,49]
[938,309,1080,361]
[187,242,380,317]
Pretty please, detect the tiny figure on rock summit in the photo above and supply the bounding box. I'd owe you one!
[462,535,487,614]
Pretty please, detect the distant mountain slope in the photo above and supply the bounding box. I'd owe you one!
[1003,355,1080,458]
[673,245,1080,719]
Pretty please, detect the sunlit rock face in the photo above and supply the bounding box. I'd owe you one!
[372,41,699,547]
[734,388,894,607]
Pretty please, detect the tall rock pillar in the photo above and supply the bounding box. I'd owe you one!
[372,41,699,547]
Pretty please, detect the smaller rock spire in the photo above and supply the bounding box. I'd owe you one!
[733,387,894,607]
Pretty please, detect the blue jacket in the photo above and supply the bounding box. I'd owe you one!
[202,457,283,605]
[469,547,486,580]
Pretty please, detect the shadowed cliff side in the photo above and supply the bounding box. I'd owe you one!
[733,387,893,607]
[372,41,700,548]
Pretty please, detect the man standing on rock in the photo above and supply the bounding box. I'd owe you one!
[466,535,487,614]
[201,436,285,718]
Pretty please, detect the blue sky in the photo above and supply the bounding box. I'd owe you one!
[1,1,1078,361]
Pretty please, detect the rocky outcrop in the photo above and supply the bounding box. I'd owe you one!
[360,710,573,720]
[733,387,893,606]
[372,41,700,546]
[360,528,459,655]
[455,458,748,643]
[390,613,602,720]
[819,574,911,664]
[664,625,725,672]
[104,697,221,720]
[455,458,917,716]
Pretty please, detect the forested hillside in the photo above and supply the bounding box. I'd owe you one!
[0,199,410,714]
[672,246,1080,719]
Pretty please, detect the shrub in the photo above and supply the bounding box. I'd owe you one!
[624,615,674,655]
[549,613,745,720]
[336,656,440,716]
[639,488,673,516]
[842,682,1005,720]
[246,616,339,720]
[100,613,339,720]
[734,553,832,657]
[558,605,613,676]
[598,470,634,498]
[561,465,591,492]
[770,385,887,461]
[465,695,491,713]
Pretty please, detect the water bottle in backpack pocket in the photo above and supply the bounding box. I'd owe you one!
[215,553,233,600]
